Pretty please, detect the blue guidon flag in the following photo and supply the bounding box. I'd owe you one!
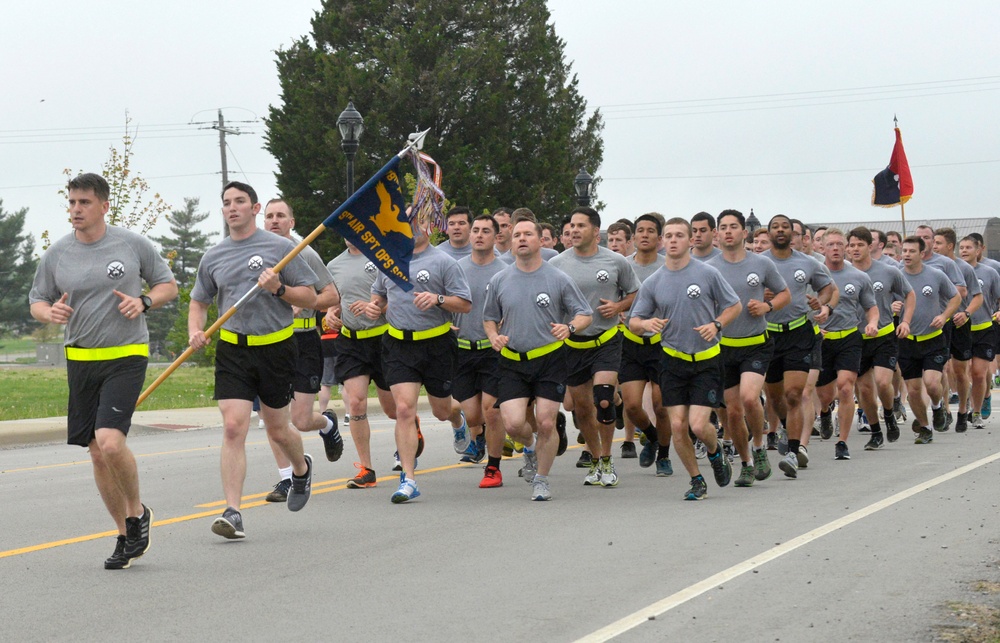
[323,156,415,291]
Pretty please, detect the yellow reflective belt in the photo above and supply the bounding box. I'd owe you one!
[971,321,994,332]
[863,323,896,340]
[662,343,721,362]
[341,324,389,340]
[766,314,809,333]
[501,340,563,362]
[292,318,316,330]
[622,327,661,345]
[719,333,767,347]
[457,338,493,350]
[824,327,857,341]
[387,321,452,341]
[906,329,943,342]
[219,325,294,346]
[65,344,149,361]
[564,326,619,349]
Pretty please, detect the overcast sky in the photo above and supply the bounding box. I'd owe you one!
[3,1,999,248]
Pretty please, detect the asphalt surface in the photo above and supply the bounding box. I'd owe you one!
[3,403,1000,642]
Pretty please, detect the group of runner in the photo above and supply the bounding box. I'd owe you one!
[30,173,1000,571]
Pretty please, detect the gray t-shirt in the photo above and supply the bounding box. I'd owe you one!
[858,259,912,328]
[691,247,722,262]
[29,225,174,348]
[924,252,966,291]
[499,247,559,264]
[483,262,591,353]
[437,241,473,260]
[822,264,876,333]
[707,252,787,338]
[327,250,385,331]
[191,228,317,336]
[979,256,1000,281]
[903,265,958,336]
[550,246,641,337]
[293,243,335,328]
[877,254,903,269]
[954,257,982,309]
[971,262,1000,326]
[762,249,834,324]
[454,256,507,342]
[630,259,739,355]
[627,254,663,283]
[372,244,471,331]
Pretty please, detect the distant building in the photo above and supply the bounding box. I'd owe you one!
[816,218,1000,260]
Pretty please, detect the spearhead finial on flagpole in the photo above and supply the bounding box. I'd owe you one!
[402,128,430,156]
[893,114,898,128]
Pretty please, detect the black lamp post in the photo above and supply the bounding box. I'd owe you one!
[337,101,364,197]
[574,167,594,207]
[746,208,760,233]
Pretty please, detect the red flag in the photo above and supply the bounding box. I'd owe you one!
[872,128,913,207]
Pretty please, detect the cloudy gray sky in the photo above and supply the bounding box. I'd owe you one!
[3,1,999,246]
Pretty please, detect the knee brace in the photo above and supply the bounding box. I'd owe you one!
[594,384,616,424]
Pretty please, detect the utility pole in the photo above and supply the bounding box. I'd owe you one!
[212,109,241,236]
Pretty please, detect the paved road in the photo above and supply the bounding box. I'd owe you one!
[3,410,1000,641]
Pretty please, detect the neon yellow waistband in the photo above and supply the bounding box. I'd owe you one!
[906,329,943,342]
[766,314,809,333]
[864,323,896,340]
[824,327,857,341]
[219,326,293,346]
[971,321,994,332]
[293,317,316,330]
[622,327,662,345]
[719,333,767,347]
[662,343,721,362]
[341,324,389,340]
[65,344,149,361]
[564,326,619,349]
[457,338,493,350]
[501,340,563,362]
[387,321,452,341]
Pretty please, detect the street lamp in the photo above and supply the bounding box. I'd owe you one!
[337,100,364,197]
[574,167,594,207]
[746,208,760,233]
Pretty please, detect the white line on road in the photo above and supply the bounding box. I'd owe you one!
[576,449,1000,642]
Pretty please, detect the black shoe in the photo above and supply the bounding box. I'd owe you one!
[709,447,732,487]
[913,420,933,444]
[955,412,969,433]
[576,450,593,468]
[639,439,658,468]
[104,535,130,570]
[122,504,152,563]
[835,441,850,460]
[212,506,246,539]
[287,454,313,512]
[946,410,953,431]
[766,432,778,451]
[932,406,947,432]
[320,410,344,462]
[265,478,292,502]
[556,412,568,456]
[864,433,884,451]
[819,412,833,440]
[620,441,637,459]
[884,411,900,443]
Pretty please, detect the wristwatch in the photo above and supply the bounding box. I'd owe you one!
[273,284,286,298]
[436,294,446,307]
[713,320,723,332]
[140,295,152,313]
[766,300,774,312]
[568,323,577,334]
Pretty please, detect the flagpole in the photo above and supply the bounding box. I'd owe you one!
[136,130,430,407]
[899,200,907,238]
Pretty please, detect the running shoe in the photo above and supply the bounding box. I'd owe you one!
[723,441,736,463]
[734,464,755,487]
[556,412,568,456]
[766,432,778,451]
[655,458,673,477]
[949,392,960,405]
[599,457,619,487]
[683,476,708,500]
[835,440,850,460]
[503,435,515,457]
[955,412,969,434]
[973,411,985,429]
[346,463,377,489]
[104,535,129,570]
[796,445,809,469]
[932,406,947,432]
[857,408,870,432]
[753,448,771,481]
[994,374,1000,388]
[778,451,798,478]
[576,450,593,468]
[287,454,313,512]
[583,459,602,485]
[521,449,538,484]
[864,433,884,450]
[777,427,788,455]
[893,398,907,422]
[819,412,834,440]
[390,474,420,503]
[211,506,245,540]
[639,439,658,468]
[122,504,152,562]
[620,441,637,459]
[884,410,900,443]
[480,465,503,488]
[453,411,470,454]
[513,440,525,453]
[913,420,933,444]
[531,476,552,501]
[694,439,708,460]
[265,478,292,502]
[320,410,344,462]
[946,411,953,431]
[709,447,732,487]
[392,450,402,472]
[459,433,485,463]
[982,395,993,419]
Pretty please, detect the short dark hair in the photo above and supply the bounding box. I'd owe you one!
[473,213,499,234]
[560,217,572,234]
[935,227,957,248]
[691,211,716,230]
[615,217,635,234]
[970,232,986,245]
[768,214,792,229]
[446,206,472,225]
[512,218,543,237]
[886,230,903,243]
[570,206,601,229]
[223,181,258,205]
[717,209,745,229]
[869,228,886,246]
[540,222,555,236]
[607,221,632,240]
[961,234,979,247]
[634,213,663,236]
[903,235,925,252]
[511,207,537,224]
[664,217,692,235]
[67,173,110,202]
[789,218,805,234]
[848,226,873,245]
[814,225,828,234]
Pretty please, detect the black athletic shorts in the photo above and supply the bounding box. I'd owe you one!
[333,333,388,390]
[971,326,996,362]
[765,323,816,383]
[658,353,723,408]
[215,337,296,408]
[452,346,500,402]
[619,337,661,384]
[897,334,949,380]
[949,320,973,361]
[497,346,567,404]
[565,333,623,387]
[66,355,148,447]
[810,327,823,371]
[381,332,457,398]
[993,322,1000,356]
[818,332,863,387]
[721,339,774,389]
[859,333,898,376]
[293,330,323,394]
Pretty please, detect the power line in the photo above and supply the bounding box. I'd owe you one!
[600,159,1000,181]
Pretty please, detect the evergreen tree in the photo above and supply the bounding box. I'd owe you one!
[0,201,38,334]
[266,0,603,259]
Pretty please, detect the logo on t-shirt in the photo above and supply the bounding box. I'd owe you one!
[596,270,610,283]
[921,285,934,297]
[746,272,760,287]
[793,269,807,283]
[364,261,376,274]
[536,293,551,308]
[873,281,884,293]
[415,270,431,283]
[686,284,701,299]
[979,278,985,288]
[844,283,857,296]
[106,260,125,280]
[248,255,264,271]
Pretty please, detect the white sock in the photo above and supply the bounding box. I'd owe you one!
[320,415,334,434]
[278,466,293,480]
